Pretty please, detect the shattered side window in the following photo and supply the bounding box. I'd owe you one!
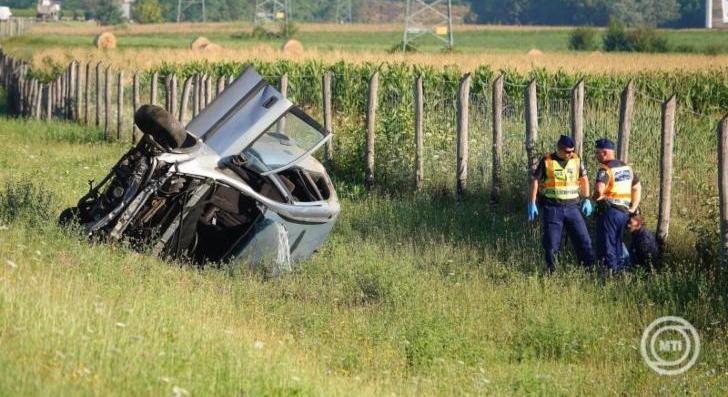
[242,108,328,176]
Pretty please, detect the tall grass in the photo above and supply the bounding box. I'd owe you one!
[0,117,727,395]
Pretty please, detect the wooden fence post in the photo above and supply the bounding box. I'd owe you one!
[365,71,379,190]
[45,83,51,120]
[322,71,333,165]
[205,74,212,106]
[55,77,61,116]
[104,66,111,140]
[49,79,56,118]
[617,80,634,163]
[150,71,159,105]
[35,81,42,119]
[170,74,178,120]
[132,73,139,143]
[117,70,124,140]
[491,74,504,203]
[84,62,90,124]
[227,75,233,86]
[279,73,288,97]
[525,79,539,177]
[414,75,425,191]
[60,64,67,118]
[192,74,199,118]
[718,115,728,264]
[198,75,206,111]
[656,95,676,249]
[164,74,172,112]
[69,61,77,119]
[571,79,585,158]
[180,75,192,124]
[457,73,472,197]
[217,76,225,96]
[95,62,102,127]
[17,75,24,115]
[74,62,82,121]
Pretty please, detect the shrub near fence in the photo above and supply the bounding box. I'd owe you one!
[2,50,728,264]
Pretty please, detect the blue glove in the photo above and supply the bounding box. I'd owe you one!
[581,199,593,217]
[528,202,538,222]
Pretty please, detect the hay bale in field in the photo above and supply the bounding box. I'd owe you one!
[590,50,603,56]
[527,48,543,56]
[200,43,222,52]
[191,36,211,50]
[281,39,304,55]
[94,32,117,49]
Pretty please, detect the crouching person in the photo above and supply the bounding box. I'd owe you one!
[528,135,595,272]
[626,213,659,269]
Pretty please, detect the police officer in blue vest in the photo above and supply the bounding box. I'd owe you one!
[591,138,642,272]
[528,135,595,272]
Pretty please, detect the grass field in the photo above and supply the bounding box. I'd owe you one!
[2,21,728,395]
[5,22,728,74]
[1,105,727,394]
[16,21,728,53]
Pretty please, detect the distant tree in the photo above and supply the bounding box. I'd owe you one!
[469,0,684,27]
[608,0,680,27]
[134,0,164,23]
[603,18,630,51]
[665,0,705,27]
[95,0,123,25]
[569,26,598,51]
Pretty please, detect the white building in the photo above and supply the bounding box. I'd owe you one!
[706,0,728,28]
[120,0,135,20]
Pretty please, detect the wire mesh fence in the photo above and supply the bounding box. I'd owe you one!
[3,53,725,255]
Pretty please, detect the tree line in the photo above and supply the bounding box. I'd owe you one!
[3,0,707,28]
[470,0,705,28]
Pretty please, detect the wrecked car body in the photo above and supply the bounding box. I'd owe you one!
[60,67,339,273]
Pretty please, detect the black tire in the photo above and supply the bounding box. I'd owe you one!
[134,104,188,149]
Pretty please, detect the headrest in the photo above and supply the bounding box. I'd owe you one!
[134,104,188,149]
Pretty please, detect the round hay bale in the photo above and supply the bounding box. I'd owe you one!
[281,39,303,56]
[200,43,222,52]
[191,36,211,50]
[526,48,543,56]
[94,32,117,49]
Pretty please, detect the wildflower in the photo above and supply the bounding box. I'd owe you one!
[254,340,264,350]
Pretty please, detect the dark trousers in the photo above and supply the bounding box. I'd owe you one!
[541,202,594,272]
[596,206,630,272]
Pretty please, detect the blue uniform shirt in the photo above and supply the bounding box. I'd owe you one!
[629,226,659,267]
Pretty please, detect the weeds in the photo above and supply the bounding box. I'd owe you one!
[0,180,55,226]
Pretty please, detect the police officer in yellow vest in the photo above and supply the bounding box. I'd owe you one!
[528,135,595,272]
[591,138,642,272]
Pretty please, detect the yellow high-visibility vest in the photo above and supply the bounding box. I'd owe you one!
[543,154,580,201]
[601,163,633,209]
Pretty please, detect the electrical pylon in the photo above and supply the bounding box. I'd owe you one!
[402,0,453,51]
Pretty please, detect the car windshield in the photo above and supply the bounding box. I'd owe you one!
[242,108,328,175]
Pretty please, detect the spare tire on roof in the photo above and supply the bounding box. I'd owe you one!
[134,104,188,149]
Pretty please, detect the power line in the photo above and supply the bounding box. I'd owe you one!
[255,0,290,36]
[403,0,453,51]
[176,0,206,22]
